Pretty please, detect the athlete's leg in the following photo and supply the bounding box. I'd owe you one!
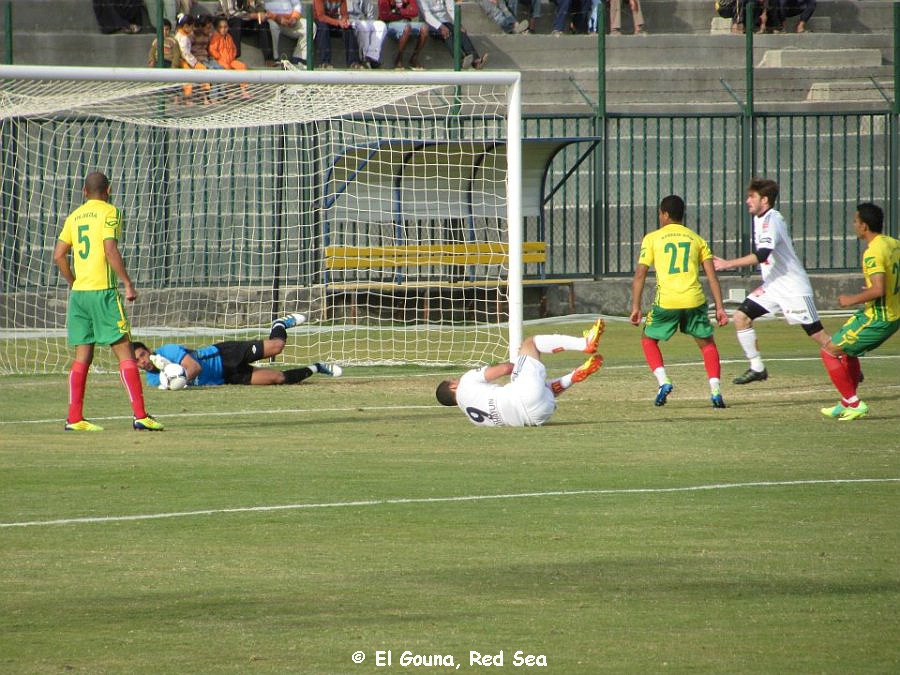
[548,354,603,397]
[695,336,725,407]
[111,337,149,420]
[67,343,94,424]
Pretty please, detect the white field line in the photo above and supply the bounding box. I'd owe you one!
[1,478,898,529]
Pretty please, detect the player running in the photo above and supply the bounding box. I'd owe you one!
[435,318,605,427]
[820,203,900,420]
[714,178,829,384]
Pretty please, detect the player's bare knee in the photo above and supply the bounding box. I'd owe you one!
[732,310,752,330]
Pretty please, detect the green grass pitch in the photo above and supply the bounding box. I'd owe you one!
[1,316,899,673]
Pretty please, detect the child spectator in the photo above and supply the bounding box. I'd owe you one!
[147,18,182,67]
[377,0,428,70]
[210,16,251,98]
[174,14,211,103]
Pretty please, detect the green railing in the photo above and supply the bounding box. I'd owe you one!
[526,109,893,278]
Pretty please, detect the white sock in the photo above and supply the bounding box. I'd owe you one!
[556,373,574,390]
[736,328,765,371]
[533,334,587,354]
[709,377,721,393]
[653,367,669,386]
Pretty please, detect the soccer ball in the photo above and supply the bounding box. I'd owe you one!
[159,363,188,391]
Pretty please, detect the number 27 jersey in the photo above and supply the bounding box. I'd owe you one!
[638,223,712,309]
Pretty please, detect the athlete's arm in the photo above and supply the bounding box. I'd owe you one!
[838,272,885,308]
[629,263,649,325]
[52,240,75,286]
[702,258,729,326]
[482,362,514,382]
[103,239,137,302]
[713,251,766,271]
[179,353,203,382]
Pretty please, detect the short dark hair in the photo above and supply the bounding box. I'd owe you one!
[659,195,685,223]
[857,202,884,233]
[131,341,149,353]
[435,380,457,406]
[83,171,109,197]
[163,18,172,29]
[748,178,779,206]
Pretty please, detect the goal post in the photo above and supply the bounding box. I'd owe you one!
[0,65,523,374]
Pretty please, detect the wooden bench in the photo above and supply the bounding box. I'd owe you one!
[323,242,577,321]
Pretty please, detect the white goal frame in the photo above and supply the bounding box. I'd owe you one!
[0,65,523,372]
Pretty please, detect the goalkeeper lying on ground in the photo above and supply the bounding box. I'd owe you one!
[132,313,341,389]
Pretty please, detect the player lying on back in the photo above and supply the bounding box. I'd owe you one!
[132,313,342,388]
[435,318,605,427]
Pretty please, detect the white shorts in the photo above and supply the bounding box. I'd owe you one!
[509,354,557,426]
[749,287,819,325]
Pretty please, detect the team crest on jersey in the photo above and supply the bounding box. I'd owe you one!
[864,256,876,269]
[251,345,258,355]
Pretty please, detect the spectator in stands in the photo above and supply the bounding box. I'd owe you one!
[420,0,488,69]
[609,0,646,35]
[477,0,529,34]
[266,0,313,64]
[772,0,816,33]
[147,18,182,67]
[378,0,428,69]
[508,0,542,34]
[210,16,251,97]
[314,0,364,69]
[93,0,149,34]
[191,15,221,67]
[174,14,212,103]
[349,0,388,68]
[549,0,586,36]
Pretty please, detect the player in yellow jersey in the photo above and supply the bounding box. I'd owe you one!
[820,202,900,420]
[630,195,729,408]
[53,172,163,432]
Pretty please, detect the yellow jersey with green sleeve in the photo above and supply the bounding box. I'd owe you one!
[637,223,712,309]
[58,199,122,291]
[862,234,900,322]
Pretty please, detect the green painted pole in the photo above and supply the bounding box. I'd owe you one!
[595,1,606,277]
[453,1,461,71]
[307,3,314,70]
[740,1,756,262]
[3,1,12,65]
[156,0,164,67]
[891,1,899,233]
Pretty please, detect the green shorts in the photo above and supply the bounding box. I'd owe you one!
[644,304,714,342]
[832,310,899,357]
[67,289,131,346]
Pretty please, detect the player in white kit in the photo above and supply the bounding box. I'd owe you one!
[713,178,829,384]
[435,318,605,427]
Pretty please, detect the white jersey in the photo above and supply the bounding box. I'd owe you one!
[753,208,814,297]
[454,356,556,427]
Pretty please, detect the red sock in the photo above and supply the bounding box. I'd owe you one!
[641,336,664,371]
[700,341,721,380]
[820,349,856,401]
[844,355,862,386]
[119,359,148,419]
[67,360,89,424]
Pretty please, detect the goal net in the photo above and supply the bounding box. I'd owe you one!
[0,66,523,374]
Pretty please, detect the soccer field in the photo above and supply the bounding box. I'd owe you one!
[1,317,899,673]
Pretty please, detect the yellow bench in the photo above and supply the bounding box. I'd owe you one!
[323,242,576,321]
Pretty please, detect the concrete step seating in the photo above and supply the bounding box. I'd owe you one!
[2,0,894,110]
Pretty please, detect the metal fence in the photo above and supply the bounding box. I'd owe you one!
[528,109,894,278]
